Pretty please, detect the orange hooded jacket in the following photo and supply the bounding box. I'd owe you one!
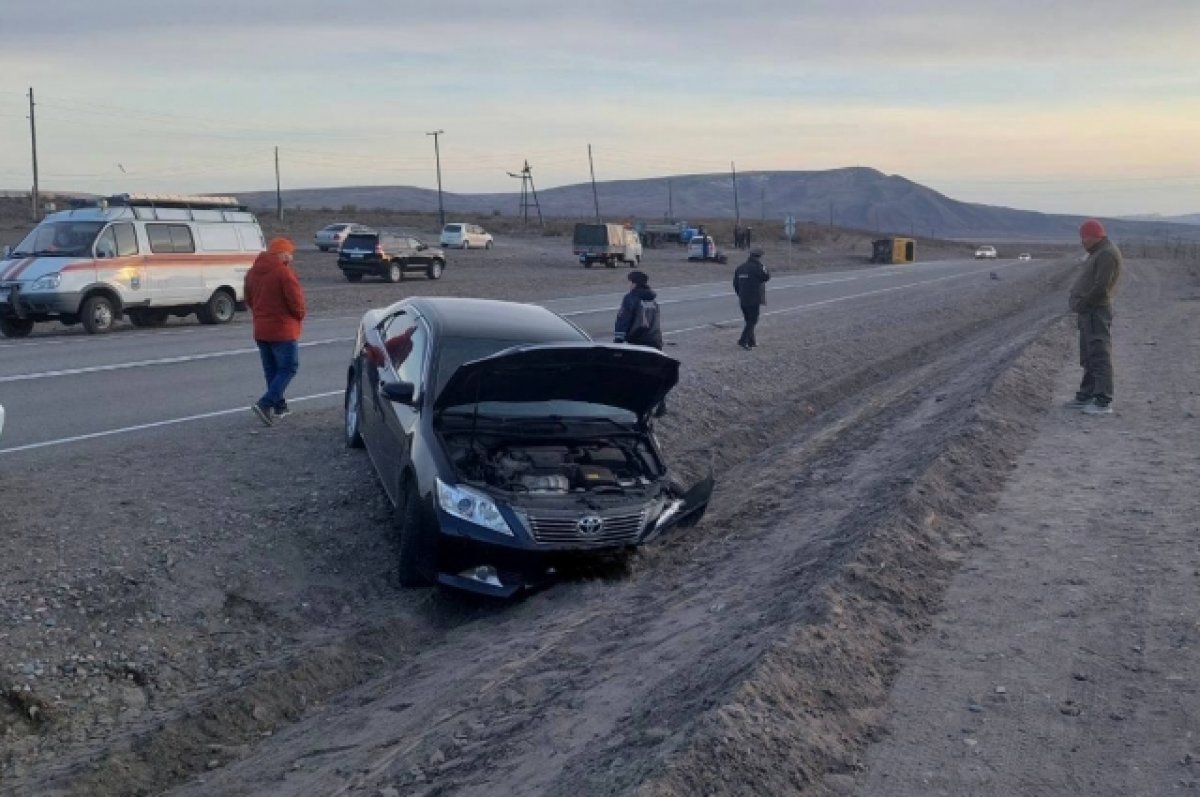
[244,252,306,342]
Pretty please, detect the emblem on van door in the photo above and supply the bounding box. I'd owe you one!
[576,515,604,536]
[130,275,141,289]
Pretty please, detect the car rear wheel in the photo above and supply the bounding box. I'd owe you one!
[344,375,364,449]
[0,317,34,338]
[427,259,444,280]
[484,240,493,250]
[388,262,404,283]
[197,289,236,325]
[344,272,363,283]
[394,480,434,587]
[81,295,118,334]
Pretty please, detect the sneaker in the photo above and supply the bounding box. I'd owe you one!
[1081,401,1113,415]
[273,407,292,419]
[1064,396,1092,409]
[250,403,274,427]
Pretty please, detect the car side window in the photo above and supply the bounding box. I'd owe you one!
[147,224,194,254]
[94,227,117,258]
[114,223,139,256]
[381,313,429,388]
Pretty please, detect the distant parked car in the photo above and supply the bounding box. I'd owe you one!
[0,402,5,442]
[440,223,493,250]
[315,223,371,252]
[338,230,446,282]
[1018,253,1032,261]
[974,245,998,259]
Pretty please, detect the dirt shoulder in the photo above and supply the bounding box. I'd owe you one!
[853,258,1200,796]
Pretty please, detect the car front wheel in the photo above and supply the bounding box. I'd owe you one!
[81,295,118,334]
[427,259,444,280]
[388,263,404,283]
[344,375,364,449]
[484,240,493,250]
[394,480,434,587]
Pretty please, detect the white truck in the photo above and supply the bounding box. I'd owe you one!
[0,194,264,336]
[572,223,643,268]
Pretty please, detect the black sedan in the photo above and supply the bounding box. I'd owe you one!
[343,297,712,597]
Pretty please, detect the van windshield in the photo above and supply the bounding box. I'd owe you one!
[11,222,106,258]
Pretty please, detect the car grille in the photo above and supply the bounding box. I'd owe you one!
[520,507,649,547]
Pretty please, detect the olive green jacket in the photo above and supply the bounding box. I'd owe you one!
[1069,237,1123,313]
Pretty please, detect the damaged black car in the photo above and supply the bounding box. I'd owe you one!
[344,297,712,597]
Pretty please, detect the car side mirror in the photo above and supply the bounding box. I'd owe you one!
[381,381,416,405]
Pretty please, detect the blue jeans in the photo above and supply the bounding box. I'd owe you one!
[256,340,299,411]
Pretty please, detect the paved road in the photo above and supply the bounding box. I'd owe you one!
[0,257,1029,454]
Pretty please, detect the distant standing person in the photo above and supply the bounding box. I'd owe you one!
[733,247,770,350]
[244,237,307,426]
[1068,219,1122,415]
[614,270,667,415]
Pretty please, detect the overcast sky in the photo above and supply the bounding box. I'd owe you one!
[1,0,1197,215]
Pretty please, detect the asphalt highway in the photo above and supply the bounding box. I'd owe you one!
[0,257,1030,454]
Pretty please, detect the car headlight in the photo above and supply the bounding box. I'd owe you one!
[31,273,61,291]
[436,478,513,536]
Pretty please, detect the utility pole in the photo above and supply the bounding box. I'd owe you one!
[28,87,39,221]
[427,130,445,227]
[587,144,600,220]
[506,161,543,228]
[667,179,673,220]
[274,146,282,221]
[828,200,833,230]
[731,161,741,228]
[760,181,766,224]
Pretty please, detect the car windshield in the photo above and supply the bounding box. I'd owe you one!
[11,221,106,257]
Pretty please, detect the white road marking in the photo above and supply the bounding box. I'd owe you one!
[0,390,344,454]
[0,338,351,383]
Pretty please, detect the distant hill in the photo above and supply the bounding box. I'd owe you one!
[238,168,1200,243]
[1122,212,1200,226]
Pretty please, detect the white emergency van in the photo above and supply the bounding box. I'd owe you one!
[0,194,265,336]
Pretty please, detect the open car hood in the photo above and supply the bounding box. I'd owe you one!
[434,343,679,421]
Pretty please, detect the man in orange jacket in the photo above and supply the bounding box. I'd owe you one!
[244,237,306,426]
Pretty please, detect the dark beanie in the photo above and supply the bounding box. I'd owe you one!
[628,270,649,286]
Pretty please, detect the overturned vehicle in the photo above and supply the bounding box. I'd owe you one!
[344,297,712,597]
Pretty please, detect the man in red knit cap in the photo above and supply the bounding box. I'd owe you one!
[244,237,306,426]
[1068,219,1122,415]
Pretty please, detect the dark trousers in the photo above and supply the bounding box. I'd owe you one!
[1077,307,1114,403]
[738,304,760,347]
[256,340,299,411]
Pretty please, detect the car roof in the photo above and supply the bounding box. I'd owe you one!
[406,297,585,341]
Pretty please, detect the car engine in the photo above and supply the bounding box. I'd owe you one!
[447,438,661,495]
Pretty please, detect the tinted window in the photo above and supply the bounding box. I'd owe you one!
[442,224,462,233]
[381,312,429,387]
[94,227,118,258]
[343,233,378,250]
[113,223,138,256]
[147,224,194,254]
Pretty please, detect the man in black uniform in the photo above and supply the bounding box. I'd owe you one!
[614,270,667,415]
[733,247,769,349]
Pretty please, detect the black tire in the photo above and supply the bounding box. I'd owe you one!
[129,308,169,328]
[426,259,444,280]
[344,272,363,283]
[583,259,593,269]
[394,480,434,587]
[80,294,118,334]
[605,257,617,269]
[484,240,493,250]
[344,375,364,449]
[197,290,236,325]
[387,262,404,284]
[0,317,34,338]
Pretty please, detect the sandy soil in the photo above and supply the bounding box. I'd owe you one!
[1,202,1192,796]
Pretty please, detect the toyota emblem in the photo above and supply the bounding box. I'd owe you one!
[576,515,604,535]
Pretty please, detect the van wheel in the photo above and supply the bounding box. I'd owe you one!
[81,295,118,334]
[394,480,434,587]
[129,308,169,328]
[606,257,617,269]
[461,240,471,250]
[197,289,236,325]
[427,259,444,280]
[388,262,404,283]
[0,317,34,338]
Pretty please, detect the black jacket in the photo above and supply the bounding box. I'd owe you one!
[614,286,663,349]
[733,256,770,307]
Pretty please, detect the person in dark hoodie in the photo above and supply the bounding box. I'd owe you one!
[244,237,307,427]
[614,270,666,416]
[1068,218,1123,415]
[733,246,770,349]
